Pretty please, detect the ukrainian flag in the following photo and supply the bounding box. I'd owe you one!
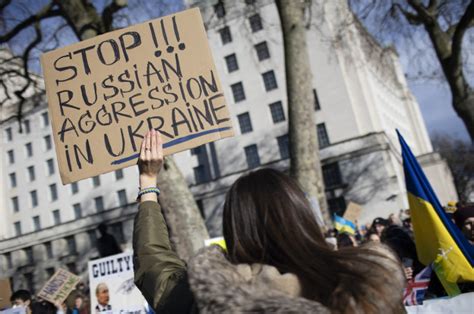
[398,131,474,295]
[334,214,356,235]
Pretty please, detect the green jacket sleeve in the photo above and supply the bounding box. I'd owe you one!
[133,200,187,310]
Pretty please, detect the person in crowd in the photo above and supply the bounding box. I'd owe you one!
[381,225,424,281]
[453,205,474,245]
[68,294,89,314]
[96,223,122,258]
[10,290,32,314]
[336,232,358,248]
[133,130,405,313]
[365,231,381,243]
[388,213,402,226]
[94,283,111,312]
[370,217,389,237]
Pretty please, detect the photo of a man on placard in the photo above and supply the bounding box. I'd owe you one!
[94,283,111,312]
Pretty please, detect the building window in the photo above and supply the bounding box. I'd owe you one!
[115,169,124,180]
[92,176,100,187]
[219,26,232,44]
[317,123,330,148]
[65,236,76,255]
[249,14,263,32]
[46,158,55,175]
[30,190,38,207]
[237,112,253,134]
[231,82,246,102]
[71,182,79,194]
[42,112,49,127]
[46,267,55,277]
[244,144,261,169]
[24,273,34,293]
[5,252,12,269]
[11,197,19,213]
[225,53,239,73]
[95,196,104,212]
[193,165,210,184]
[255,41,270,61]
[24,119,30,134]
[73,203,82,219]
[5,127,12,142]
[245,0,256,4]
[44,135,52,150]
[25,247,34,264]
[49,184,58,201]
[27,165,35,182]
[88,230,97,247]
[277,134,290,159]
[33,216,41,231]
[117,189,128,206]
[269,101,285,123]
[7,150,14,164]
[14,221,21,236]
[9,172,16,188]
[262,70,278,91]
[328,196,346,216]
[214,1,225,18]
[313,89,321,110]
[66,262,77,274]
[25,143,33,157]
[53,209,61,224]
[110,222,125,244]
[322,163,343,188]
[45,242,53,259]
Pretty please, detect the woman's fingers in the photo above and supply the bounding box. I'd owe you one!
[151,129,157,158]
[157,131,163,161]
[145,130,151,159]
[140,131,147,160]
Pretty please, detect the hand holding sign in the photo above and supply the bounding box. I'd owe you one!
[41,8,234,184]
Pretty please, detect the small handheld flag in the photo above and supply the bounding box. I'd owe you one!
[397,131,474,296]
[333,214,356,235]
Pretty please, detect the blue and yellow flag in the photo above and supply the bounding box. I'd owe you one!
[334,214,356,235]
[398,131,474,295]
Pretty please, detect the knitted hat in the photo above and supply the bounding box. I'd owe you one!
[453,205,474,229]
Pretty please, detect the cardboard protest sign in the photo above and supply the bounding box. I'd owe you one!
[343,202,364,223]
[37,268,81,304]
[0,278,12,310]
[88,251,147,313]
[41,8,234,184]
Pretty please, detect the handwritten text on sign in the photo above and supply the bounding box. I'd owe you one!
[41,8,234,184]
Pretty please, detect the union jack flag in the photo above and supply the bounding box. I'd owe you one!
[403,264,433,306]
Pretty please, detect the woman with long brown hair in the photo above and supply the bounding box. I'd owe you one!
[133,130,405,313]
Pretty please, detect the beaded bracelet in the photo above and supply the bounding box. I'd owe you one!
[136,187,161,201]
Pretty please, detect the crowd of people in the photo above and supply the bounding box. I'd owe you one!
[329,203,474,300]
[8,282,89,314]
[4,130,473,313]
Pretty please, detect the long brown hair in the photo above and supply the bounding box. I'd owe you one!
[222,168,404,313]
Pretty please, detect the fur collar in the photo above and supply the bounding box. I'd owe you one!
[187,245,330,313]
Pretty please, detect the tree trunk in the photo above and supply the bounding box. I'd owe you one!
[276,0,331,227]
[158,158,209,260]
[58,0,209,259]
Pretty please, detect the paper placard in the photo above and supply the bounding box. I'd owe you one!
[37,268,81,304]
[88,252,148,313]
[41,8,234,184]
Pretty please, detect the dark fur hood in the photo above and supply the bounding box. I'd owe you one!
[187,245,330,313]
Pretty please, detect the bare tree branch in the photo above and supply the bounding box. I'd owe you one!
[0,0,12,12]
[392,3,423,25]
[451,0,474,73]
[102,0,127,32]
[0,2,60,43]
